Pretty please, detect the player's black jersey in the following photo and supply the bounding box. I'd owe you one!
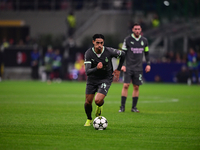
[122,34,149,71]
[84,46,123,79]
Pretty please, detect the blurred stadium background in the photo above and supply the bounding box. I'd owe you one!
[0,0,200,83]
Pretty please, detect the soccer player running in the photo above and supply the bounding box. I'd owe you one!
[84,34,125,126]
[119,23,151,113]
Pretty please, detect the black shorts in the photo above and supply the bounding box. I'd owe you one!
[86,77,112,96]
[123,70,143,85]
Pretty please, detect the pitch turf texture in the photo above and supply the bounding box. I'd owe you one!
[0,81,200,150]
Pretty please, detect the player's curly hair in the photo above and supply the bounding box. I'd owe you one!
[93,34,105,41]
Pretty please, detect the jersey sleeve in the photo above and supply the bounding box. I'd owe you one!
[143,38,150,65]
[107,47,125,71]
[107,47,123,59]
[84,50,98,76]
[144,38,149,52]
[122,39,127,51]
[84,50,91,65]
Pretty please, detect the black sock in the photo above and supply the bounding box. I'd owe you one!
[121,96,127,107]
[84,103,92,120]
[132,97,138,108]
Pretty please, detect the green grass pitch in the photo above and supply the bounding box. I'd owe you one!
[0,81,200,150]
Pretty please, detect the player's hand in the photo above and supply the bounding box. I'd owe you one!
[112,69,120,81]
[97,62,103,69]
[145,65,151,73]
[121,66,126,72]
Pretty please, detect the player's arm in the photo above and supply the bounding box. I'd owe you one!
[121,39,128,71]
[84,62,97,76]
[116,50,125,71]
[112,49,125,81]
[109,47,125,71]
[84,51,98,76]
[84,61,103,76]
[144,46,150,65]
[144,46,151,72]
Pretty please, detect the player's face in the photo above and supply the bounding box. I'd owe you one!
[93,38,104,53]
[132,25,142,38]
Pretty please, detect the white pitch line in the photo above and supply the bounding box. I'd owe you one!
[0,99,179,105]
[105,99,179,104]
[0,94,179,104]
[139,99,179,103]
[0,94,179,99]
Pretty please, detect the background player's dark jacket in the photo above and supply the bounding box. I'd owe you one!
[84,46,123,79]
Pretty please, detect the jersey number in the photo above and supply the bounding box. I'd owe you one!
[101,83,107,93]
[139,74,143,83]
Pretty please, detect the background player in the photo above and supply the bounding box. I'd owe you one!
[84,34,125,126]
[119,23,151,113]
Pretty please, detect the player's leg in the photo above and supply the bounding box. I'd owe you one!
[122,83,130,97]
[131,71,143,112]
[95,93,105,117]
[119,71,131,112]
[119,83,130,112]
[95,80,111,116]
[84,80,97,126]
[84,94,94,126]
[95,93,105,106]
[131,84,140,112]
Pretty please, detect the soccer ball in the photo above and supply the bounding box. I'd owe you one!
[93,116,108,130]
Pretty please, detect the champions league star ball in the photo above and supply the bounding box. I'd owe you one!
[93,116,108,130]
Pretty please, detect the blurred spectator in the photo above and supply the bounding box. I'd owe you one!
[66,11,76,37]
[38,0,51,10]
[78,65,86,80]
[182,53,187,63]
[175,52,182,63]
[176,65,189,83]
[198,51,200,64]
[0,38,10,81]
[31,49,40,80]
[60,0,69,10]
[25,35,33,45]
[125,0,132,10]
[1,38,9,51]
[69,67,79,80]
[72,0,83,10]
[74,53,84,70]
[74,53,86,80]
[9,38,14,46]
[51,49,62,81]
[165,51,176,63]
[187,48,199,84]
[113,0,123,10]
[151,13,160,28]
[0,47,4,82]
[0,0,13,10]
[17,39,25,47]
[44,46,54,83]
[63,37,75,48]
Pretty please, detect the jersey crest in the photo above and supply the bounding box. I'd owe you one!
[105,57,108,62]
[141,41,144,46]
[131,41,134,45]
